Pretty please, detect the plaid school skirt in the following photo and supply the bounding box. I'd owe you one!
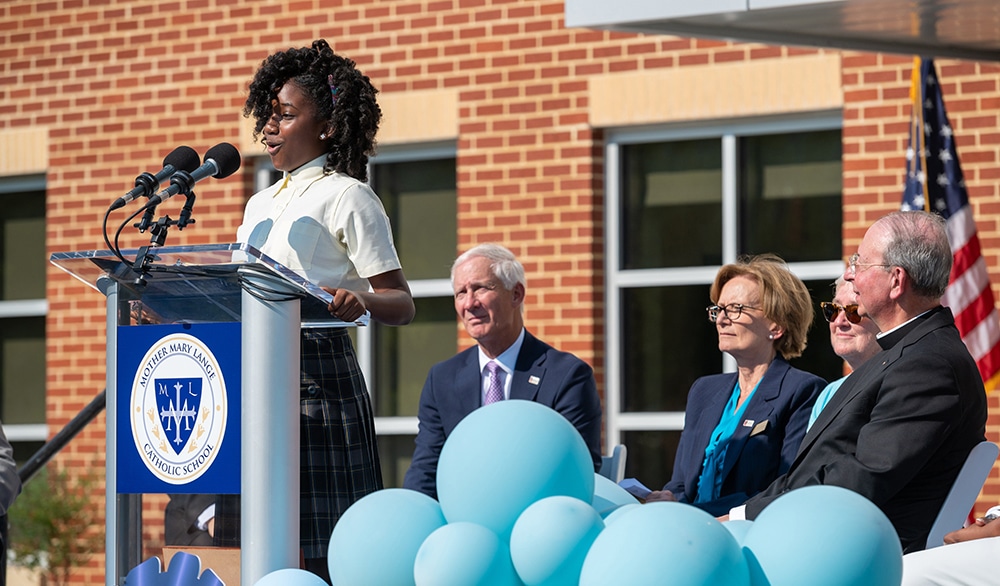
[299,327,383,558]
[214,327,383,559]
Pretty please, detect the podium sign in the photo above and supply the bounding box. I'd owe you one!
[116,322,241,494]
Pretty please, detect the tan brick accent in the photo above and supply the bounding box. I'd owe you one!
[0,127,48,176]
[589,53,843,127]
[380,88,459,145]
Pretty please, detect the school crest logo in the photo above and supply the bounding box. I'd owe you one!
[130,333,228,484]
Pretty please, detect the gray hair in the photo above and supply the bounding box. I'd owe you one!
[830,275,846,295]
[876,211,952,299]
[451,243,527,291]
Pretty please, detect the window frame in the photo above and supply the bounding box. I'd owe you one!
[603,112,846,453]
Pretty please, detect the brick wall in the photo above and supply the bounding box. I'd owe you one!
[3,0,1000,581]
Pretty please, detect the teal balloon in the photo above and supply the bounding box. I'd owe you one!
[600,503,642,524]
[413,522,521,586]
[510,496,605,586]
[722,520,754,545]
[328,488,446,586]
[742,485,902,586]
[591,473,638,514]
[436,400,594,539]
[580,502,749,586]
[254,568,328,586]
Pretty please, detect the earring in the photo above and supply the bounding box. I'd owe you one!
[319,134,327,140]
[768,334,774,340]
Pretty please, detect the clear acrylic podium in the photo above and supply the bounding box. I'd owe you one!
[50,243,366,585]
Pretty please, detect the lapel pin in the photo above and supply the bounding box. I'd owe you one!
[528,375,540,385]
[742,419,754,427]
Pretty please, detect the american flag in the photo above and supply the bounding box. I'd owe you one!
[901,57,1000,391]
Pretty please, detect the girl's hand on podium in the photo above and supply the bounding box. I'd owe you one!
[321,287,367,322]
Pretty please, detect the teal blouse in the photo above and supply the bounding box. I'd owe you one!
[694,379,760,503]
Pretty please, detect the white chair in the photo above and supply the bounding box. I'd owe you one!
[924,440,999,549]
[598,444,627,483]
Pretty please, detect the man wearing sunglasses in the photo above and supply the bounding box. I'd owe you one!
[807,277,881,431]
[728,211,988,554]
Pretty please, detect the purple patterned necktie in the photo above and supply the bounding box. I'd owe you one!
[484,361,504,405]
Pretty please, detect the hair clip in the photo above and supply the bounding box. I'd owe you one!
[327,74,339,104]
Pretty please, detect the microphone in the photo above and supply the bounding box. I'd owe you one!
[111,146,200,210]
[146,143,242,207]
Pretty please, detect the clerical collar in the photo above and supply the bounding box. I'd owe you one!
[876,307,940,349]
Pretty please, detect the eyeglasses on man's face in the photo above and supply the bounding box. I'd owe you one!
[820,302,862,324]
[706,303,760,323]
[848,253,891,276]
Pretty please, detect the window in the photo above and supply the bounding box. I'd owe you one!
[605,116,846,488]
[0,175,48,461]
[368,144,457,487]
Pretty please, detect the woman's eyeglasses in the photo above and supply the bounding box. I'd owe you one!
[820,302,862,324]
[706,303,760,323]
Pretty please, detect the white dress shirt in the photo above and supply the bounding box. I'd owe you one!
[478,329,526,403]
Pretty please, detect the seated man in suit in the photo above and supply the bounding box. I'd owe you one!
[726,211,988,553]
[403,243,603,498]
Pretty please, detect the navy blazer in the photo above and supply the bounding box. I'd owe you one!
[403,331,603,499]
[744,308,987,553]
[663,357,825,516]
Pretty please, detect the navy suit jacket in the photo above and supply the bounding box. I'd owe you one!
[403,331,603,499]
[743,308,987,553]
[663,357,825,516]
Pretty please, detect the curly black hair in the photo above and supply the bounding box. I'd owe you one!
[243,39,381,181]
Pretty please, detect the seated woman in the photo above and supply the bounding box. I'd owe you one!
[646,254,825,516]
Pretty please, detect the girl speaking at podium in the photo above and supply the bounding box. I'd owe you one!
[228,39,415,583]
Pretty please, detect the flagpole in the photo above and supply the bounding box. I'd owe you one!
[910,56,930,213]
